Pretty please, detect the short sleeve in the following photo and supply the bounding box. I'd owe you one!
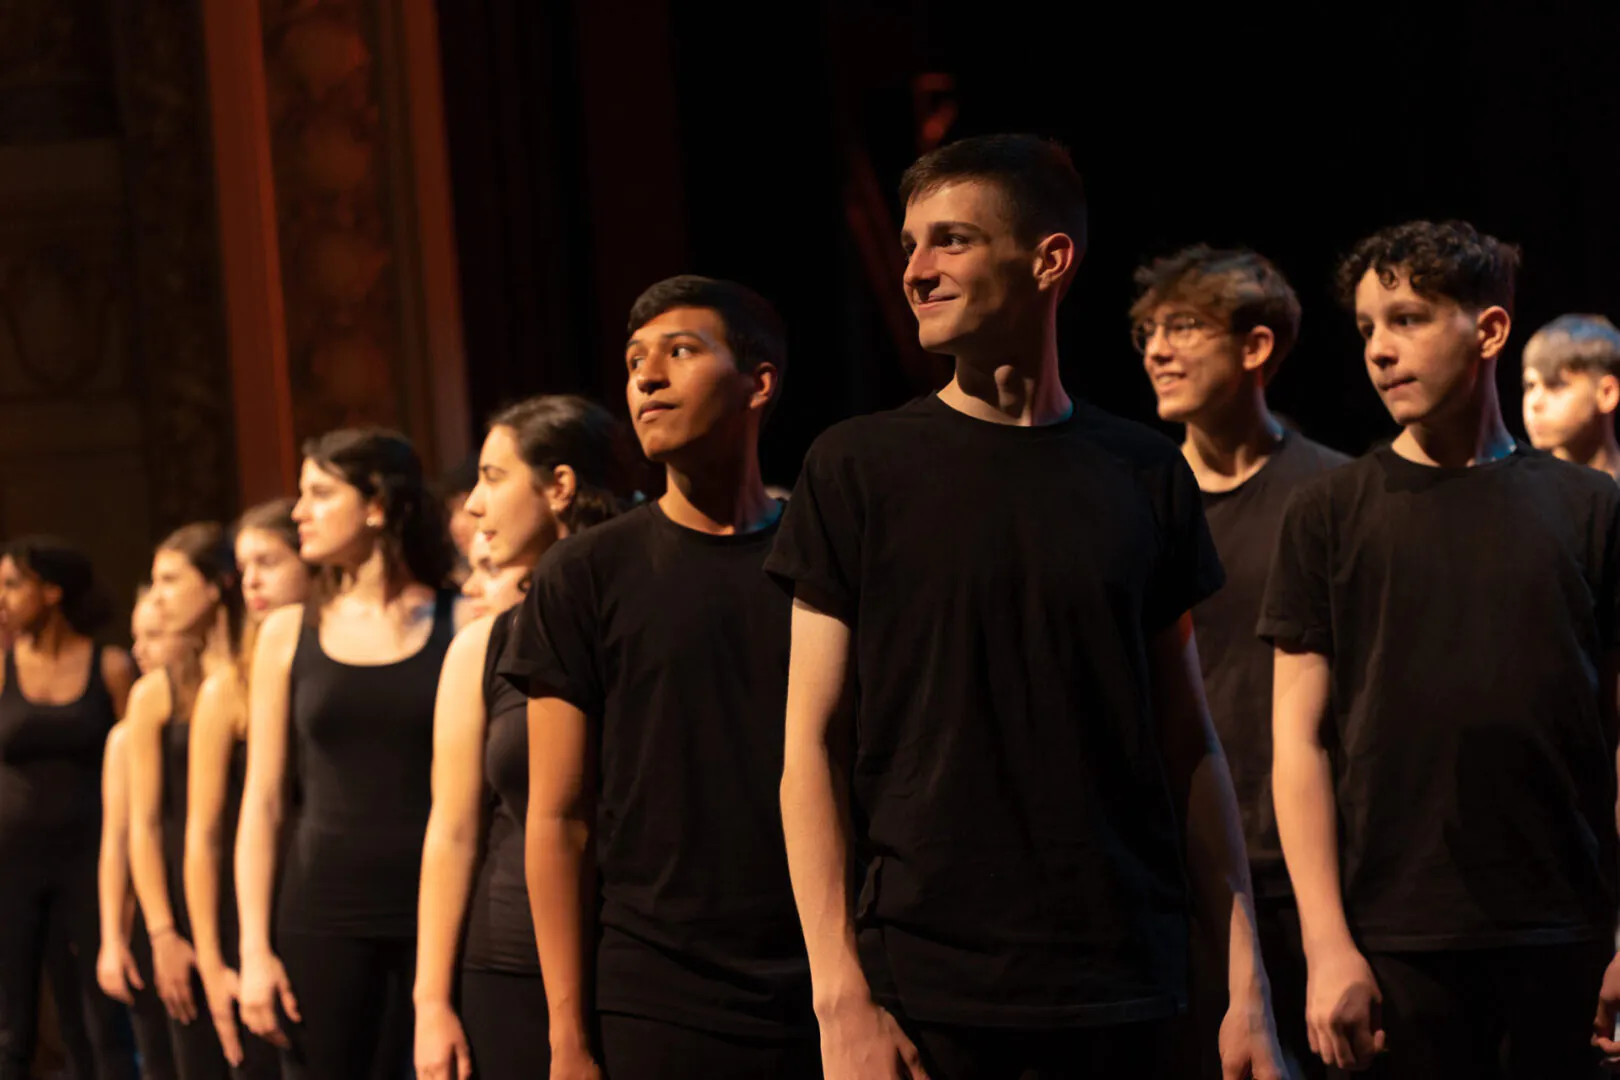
[1142,455,1225,632]
[496,544,603,714]
[1257,484,1333,654]
[764,433,864,623]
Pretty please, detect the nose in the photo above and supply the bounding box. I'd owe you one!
[1143,327,1174,366]
[291,496,310,523]
[634,352,669,396]
[1364,326,1398,370]
[464,483,487,518]
[903,245,938,299]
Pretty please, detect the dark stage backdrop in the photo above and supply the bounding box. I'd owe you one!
[437,2,1620,484]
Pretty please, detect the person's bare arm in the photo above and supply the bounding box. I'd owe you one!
[96,721,142,1003]
[413,617,493,1080]
[1273,643,1382,1071]
[526,694,598,1077]
[234,604,302,1043]
[782,597,924,1080]
[1590,649,1620,1063]
[103,647,137,718]
[1150,614,1280,1080]
[184,671,241,976]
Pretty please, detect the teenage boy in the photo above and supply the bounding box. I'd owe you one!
[1262,220,1620,1079]
[768,134,1282,1080]
[1136,244,1348,1078]
[501,276,817,1079]
[1521,313,1620,482]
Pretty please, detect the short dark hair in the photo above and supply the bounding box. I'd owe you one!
[1523,314,1620,380]
[0,536,110,635]
[628,276,787,417]
[302,427,455,591]
[1334,219,1521,316]
[1130,245,1302,379]
[898,134,1088,257]
[488,395,632,533]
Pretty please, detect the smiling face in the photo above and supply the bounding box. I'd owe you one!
[625,306,769,465]
[1354,269,1504,428]
[900,179,1060,356]
[1140,302,1253,423]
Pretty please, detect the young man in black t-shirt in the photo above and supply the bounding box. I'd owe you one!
[499,276,816,1079]
[1261,220,1620,1079]
[767,134,1283,1080]
[1135,245,1348,1079]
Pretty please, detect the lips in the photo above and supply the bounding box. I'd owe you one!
[638,401,675,420]
[1379,375,1418,394]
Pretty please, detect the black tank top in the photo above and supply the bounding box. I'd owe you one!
[463,609,541,975]
[0,646,115,857]
[276,591,456,938]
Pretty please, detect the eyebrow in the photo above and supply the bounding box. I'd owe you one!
[625,329,707,351]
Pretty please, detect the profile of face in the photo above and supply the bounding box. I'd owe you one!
[446,494,477,559]
[459,533,530,621]
[1354,270,1509,428]
[236,527,310,618]
[464,425,564,569]
[900,180,1068,356]
[1139,302,1268,423]
[149,549,220,637]
[0,555,51,639]
[291,458,375,566]
[130,597,178,675]
[1522,366,1617,454]
[625,306,773,464]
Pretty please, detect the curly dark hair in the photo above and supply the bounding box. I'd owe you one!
[899,133,1088,257]
[488,395,632,532]
[1,536,110,636]
[301,427,455,592]
[1334,220,1521,316]
[1130,245,1301,379]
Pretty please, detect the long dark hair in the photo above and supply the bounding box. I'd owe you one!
[488,395,632,532]
[302,427,454,597]
[156,521,244,722]
[1,536,110,636]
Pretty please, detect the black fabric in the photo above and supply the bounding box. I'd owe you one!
[276,592,457,939]
[1259,446,1620,950]
[0,647,115,856]
[0,849,137,1080]
[158,718,192,939]
[458,969,550,1080]
[276,932,413,1080]
[1334,943,1610,1080]
[161,968,278,1080]
[462,609,538,975]
[902,1014,1178,1080]
[596,1012,821,1080]
[499,502,813,1038]
[1195,433,1349,899]
[764,395,1225,1027]
[129,914,179,1080]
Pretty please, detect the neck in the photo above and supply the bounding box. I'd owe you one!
[1392,371,1515,468]
[940,314,1071,426]
[1182,384,1285,491]
[1555,425,1620,481]
[22,612,76,658]
[658,446,776,536]
[339,545,412,607]
[199,607,234,677]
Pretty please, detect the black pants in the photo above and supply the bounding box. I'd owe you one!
[459,969,549,1080]
[597,1013,821,1080]
[277,932,414,1080]
[0,850,137,1080]
[128,918,178,1080]
[163,968,280,1080]
[1334,941,1610,1080]
[901,1016,1178,1080]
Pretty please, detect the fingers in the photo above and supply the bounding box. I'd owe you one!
[895,1030,929,1079]
[457,1043,474,1080]
[278,978,302,1025]
[101,975,133,1006]
[214,1009,245,1067]
[123,956,145,992]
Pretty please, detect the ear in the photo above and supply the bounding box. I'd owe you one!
[1476,305,1512,360]
[747,361,779,415]
[364,497,387,531]
[544,464,578,516]
[1240,326,1277,380]
[40,581,62,610]
[1033,232,1078,295]
[1598,374,1620,417]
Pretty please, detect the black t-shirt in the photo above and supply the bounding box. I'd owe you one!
[1258,445,1620,950]
[1196,433,1350,898]
[497,502,813,1038]
[765,394,1225,1028]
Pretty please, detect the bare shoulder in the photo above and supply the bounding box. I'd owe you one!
[256,604,304,663]
[447,612,496,665]
[194,668,245,733]
[125,669,173,728]
[100,646,136,687]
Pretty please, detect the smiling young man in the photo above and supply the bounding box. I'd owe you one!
[499,276,816,1079]
[1521,314,1620,482]
[768,135,1283,1080]
[1135,245,1348,1079]
[1261,220,1620,1078]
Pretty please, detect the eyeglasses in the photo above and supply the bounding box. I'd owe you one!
[1131,314,1231,354]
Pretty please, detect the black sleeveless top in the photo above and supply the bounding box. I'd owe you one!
[463,609,540,974]
[277,591,457,938]
[0,647,115,857]
[158,701,250,961]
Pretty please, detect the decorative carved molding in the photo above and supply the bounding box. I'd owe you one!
[115,0,236,532]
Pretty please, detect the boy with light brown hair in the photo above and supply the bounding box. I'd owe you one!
[1521,313,1620,481]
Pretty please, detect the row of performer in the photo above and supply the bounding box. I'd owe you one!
[4,133,1620,1080]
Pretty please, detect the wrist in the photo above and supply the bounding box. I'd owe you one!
[812,967,877,1020]
[147,922,176,941]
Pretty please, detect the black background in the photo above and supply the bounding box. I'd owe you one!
[437,1,1620,484]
